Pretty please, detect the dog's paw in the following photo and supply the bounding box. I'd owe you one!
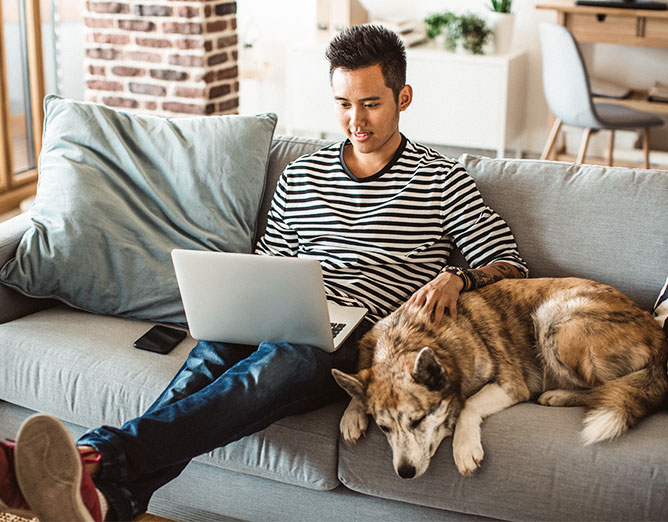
[339,400,368,445]
[537,389,583,407]
[453,435,484,477]
[538,390,563,406]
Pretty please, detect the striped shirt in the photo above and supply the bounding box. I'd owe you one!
[256,136,528,324]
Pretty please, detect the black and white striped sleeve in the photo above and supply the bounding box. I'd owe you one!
[254,173,299,257]
[442,164,528,276]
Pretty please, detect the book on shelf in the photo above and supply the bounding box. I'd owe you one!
[590,77,632,99]
[369,19,428,47]
[369,19,416,34]
[648,81,668,103]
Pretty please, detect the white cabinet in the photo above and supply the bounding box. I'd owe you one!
[286,42,527,158]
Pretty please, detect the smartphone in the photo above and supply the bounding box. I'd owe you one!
[133,325,187,355]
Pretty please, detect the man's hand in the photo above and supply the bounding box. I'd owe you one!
[406,271,464,323]
[406,262,524,324]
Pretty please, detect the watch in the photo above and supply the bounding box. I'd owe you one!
[442,266,472,292]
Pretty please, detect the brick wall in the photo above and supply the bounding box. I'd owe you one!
[84,1,239,116]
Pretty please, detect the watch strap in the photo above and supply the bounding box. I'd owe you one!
[442,266,472,292]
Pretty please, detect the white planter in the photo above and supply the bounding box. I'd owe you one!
[488,11,515,55]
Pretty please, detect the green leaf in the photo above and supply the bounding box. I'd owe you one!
[489,0,512,13]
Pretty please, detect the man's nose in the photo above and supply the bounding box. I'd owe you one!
[350,106,365,128]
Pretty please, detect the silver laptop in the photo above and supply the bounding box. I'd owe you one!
[171,250,367,352]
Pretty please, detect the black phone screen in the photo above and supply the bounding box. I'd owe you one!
[133,325,187,354]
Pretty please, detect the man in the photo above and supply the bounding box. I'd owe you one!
[0,25,527,521]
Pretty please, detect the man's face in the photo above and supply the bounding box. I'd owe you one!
[331,64,410,160]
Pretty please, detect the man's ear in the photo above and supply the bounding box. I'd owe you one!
[398,84,413,112]
[411,347,446,391]
[332,369,367,399]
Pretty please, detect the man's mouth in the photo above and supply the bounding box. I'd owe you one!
[352,131,371,141]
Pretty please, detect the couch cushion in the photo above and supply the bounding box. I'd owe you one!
[0,306,343,490]
[0,213,55,324]
[339,403,668,521]
[0,95,277,325]
[458,155,668,310]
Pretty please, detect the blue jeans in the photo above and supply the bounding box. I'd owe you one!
[77,325,366,521]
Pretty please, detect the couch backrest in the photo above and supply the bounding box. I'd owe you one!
[457,154,667,311]
[258,136,667,311]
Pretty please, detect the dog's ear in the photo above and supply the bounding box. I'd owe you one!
[332,369,367,399]
[412,346,446,391]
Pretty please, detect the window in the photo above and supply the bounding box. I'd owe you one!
[0,0,47,214]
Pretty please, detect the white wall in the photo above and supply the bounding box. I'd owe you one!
[55,20,86,101]
[237,0,668,156]
[237,0,317,116]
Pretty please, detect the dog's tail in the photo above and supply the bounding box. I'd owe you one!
[581,360,668,445]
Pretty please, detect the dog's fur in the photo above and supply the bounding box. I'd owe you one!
[332,277,668,479]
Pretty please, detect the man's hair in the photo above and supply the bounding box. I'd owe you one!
[325,25,406,100]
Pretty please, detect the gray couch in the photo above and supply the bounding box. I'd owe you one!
[1,135,668,522]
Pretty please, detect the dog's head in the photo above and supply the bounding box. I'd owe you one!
[333,346,462,479]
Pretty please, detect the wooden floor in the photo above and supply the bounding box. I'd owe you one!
[553,151,668,171]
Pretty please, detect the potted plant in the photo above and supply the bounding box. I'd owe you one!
[424,12,492,55]
[424,12,453,38]
[455,14,493,55]
[489,0,512,12]
[488,0,515,54]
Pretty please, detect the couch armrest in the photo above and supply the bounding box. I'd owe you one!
[0,213,54,324]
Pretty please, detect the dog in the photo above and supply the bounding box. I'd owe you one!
[332,277,668,479]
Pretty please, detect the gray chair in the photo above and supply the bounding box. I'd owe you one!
[538,23,663,168]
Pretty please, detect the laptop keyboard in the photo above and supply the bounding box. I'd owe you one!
[331,322,345,338]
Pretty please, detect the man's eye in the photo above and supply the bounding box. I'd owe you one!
[410,416,426,429]
[364,103,378,109]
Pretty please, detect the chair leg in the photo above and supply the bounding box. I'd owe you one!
[643,128,650,169]
[576,128,592,165]
[541,118,562,160]
[607,130,615,167]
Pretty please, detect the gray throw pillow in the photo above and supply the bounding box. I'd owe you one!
[0,95,277,324]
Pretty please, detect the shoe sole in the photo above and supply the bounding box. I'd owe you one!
[15,414,94,522]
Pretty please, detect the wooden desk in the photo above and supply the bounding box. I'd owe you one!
[536,1,668,168]
[536,1,668,47]
[594,89,668,116]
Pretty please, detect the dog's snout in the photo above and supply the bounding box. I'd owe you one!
[397,463,416,479]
